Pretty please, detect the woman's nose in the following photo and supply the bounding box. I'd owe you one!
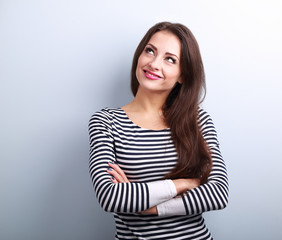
[149,57,162,70]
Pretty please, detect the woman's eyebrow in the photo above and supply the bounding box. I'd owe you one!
[166,52,179,60]
[147,43,179,60]
[147,43,157,51]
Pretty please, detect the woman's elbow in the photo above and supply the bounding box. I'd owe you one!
[218,194,229,210]
[97,199,118,213]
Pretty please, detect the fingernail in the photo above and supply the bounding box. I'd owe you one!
[109,161,115,165]
[107,167,113,171]
[111,176,115,180]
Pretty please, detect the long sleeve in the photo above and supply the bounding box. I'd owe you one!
[157,110,229,216]
[88,110,177,213]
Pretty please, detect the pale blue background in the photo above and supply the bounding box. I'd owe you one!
[1,0,282,239]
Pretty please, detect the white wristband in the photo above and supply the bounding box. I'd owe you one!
[157,196,186,216]
[148,180,177,207]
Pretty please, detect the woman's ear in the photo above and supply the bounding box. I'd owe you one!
[177,77,183,84]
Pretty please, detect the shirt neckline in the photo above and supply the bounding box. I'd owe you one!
[118,107,170,132]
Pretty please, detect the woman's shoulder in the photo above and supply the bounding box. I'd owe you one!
[197,107,215,127]
[198,107,219,146]
[92,107,121,116]
[89,107,124,123]
[198,107,218,131]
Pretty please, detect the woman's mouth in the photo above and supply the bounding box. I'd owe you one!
[143,70,162,80]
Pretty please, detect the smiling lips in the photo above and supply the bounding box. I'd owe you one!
[143,70,162,80]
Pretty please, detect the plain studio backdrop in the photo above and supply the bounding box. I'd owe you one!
[1,0,281,239]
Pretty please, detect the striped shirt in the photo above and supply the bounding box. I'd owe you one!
[88,107,228,240]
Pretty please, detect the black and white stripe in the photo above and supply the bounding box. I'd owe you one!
[89,107,228,240]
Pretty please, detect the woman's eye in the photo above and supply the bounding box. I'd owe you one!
[166,57,176,64]
[145,47,154,55]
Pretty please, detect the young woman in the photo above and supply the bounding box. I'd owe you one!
[88,22,228,240]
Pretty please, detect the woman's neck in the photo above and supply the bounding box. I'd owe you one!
[121,88,169,130]
[128,88,168,114]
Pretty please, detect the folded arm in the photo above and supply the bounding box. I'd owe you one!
[156,113,229,216]
[89,112,178,213]
[107,161,199,215]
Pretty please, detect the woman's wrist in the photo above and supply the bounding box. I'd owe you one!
[140,206,158,215]
[172,179,187,195]
[172,178,200,195]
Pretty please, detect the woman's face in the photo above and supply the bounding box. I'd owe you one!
[136,30,182,95]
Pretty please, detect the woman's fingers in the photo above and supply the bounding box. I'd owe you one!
[110,176,118,184]
[109,161,129,181]
[108,161,129,183]
[107,167,125,183]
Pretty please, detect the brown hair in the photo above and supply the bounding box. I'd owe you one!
[131,22,212,183]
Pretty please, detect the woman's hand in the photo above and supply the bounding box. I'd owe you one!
[139,206,158,215]
[173,178,201,195]
[107,162,157,215]
[107,161,129,183]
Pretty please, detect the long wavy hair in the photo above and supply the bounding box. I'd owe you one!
[131,22,212,183]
